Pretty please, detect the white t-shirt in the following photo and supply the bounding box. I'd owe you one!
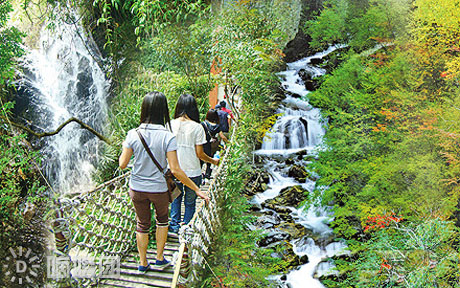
[170,118,207,178]
[123,123,177,192]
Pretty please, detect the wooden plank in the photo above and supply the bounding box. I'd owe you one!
[171,243,186,288]
[118,267,173,281]
[99,278,171,288]
[124,250,178,261]
[99,273,172,288]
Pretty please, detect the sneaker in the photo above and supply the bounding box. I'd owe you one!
[138,263,150,273]
[154,258,171,270]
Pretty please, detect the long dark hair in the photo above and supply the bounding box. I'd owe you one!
[205,109,219,123]
[140,91,171,129]
[174,93,200,123]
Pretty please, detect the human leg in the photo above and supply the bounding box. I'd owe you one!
[128,190,152,267]
[169,182,184,232]
[136,233,149,266]
[150,191,170,261]
[183,175,202,224]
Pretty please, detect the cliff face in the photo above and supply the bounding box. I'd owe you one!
[283,0,325,63]
[271,0,302,49]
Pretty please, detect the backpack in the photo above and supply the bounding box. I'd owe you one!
[217,110,229,132]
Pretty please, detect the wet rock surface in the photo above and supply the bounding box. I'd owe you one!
[271,242,310,271]
[266,185,309,207]
[244,169,271,196]
[288,165,313,183]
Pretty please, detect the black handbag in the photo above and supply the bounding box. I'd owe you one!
[136,129,181,203]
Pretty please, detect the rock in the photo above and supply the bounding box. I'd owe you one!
[244,169,271,196]
[266,185,309,207]
[309,57,323,65]
[321,46,351,73]
[283,27,314,63]
[261,204,294,221]
[304,79,319,91]
[256,213,282,229]
[276,222,309,239]
[257,230,290,247]
[288,165,312,183]
[298,68,312,82]
[280,274,287,281]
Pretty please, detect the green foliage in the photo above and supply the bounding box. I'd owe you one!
[337,218,460,287]
[0,107,47,244]
[90,0,209,52]
[305,0,349,49]
[0,0,24,86]
[207,138,280,287]
[305,0,460,287]
[142,18,214,77]
[305,0,411,51]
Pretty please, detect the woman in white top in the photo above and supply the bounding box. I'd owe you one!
[169,94,219,233]
[119,92,208,272]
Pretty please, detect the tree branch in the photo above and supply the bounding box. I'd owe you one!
[0,116,112,145]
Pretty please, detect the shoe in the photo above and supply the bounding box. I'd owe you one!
[138,263,150,273]
[154,258,171,270]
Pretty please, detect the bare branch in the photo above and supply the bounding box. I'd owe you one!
[0,116,112,145]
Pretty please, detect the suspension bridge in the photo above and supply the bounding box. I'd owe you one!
[51,139,231,288]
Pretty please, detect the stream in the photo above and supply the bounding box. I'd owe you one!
[252,46,349,287]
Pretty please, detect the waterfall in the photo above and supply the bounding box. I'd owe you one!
[254,45,349,287]
[17,14,109,193]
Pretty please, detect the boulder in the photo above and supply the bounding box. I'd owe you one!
[261,203,294,221]
[276,222,309,239]
[257,230,290,247]
[266,185,309,207]
[304,79,319,91]
[243,169,271,196]
[309,57,323,65]
[288,165,312,183]
[256,213,282,230]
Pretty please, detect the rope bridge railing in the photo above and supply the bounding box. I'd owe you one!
[50,136,234,287]
[50,172,136,287]
[172,128,235,287]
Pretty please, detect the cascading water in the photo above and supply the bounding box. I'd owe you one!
[253,46,349,287]
[17,14,109,193]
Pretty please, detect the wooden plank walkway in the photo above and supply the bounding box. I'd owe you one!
[98,182,210,288]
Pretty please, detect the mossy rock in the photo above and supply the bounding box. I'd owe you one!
[288,165,314,183]
[265,185,309,207]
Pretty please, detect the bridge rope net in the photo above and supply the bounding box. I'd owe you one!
[50,172,137,286]
[50,129,234,287]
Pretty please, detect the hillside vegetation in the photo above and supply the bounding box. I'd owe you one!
[304,0,460,286]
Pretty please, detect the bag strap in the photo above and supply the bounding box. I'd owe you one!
[136,129,164,174]
[201,121,213,141]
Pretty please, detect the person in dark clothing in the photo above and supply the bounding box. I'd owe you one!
[201,109,229,180]
[215,102,231,133]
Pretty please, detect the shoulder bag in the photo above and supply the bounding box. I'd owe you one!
[136,129,181,203]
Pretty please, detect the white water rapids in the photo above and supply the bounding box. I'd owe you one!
[254,45,349,287]
[17,14,109,193]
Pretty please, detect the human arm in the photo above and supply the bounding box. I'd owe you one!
[119,147,133,169]
[195,144,219,165]
[167,150,209,202]
[218,131,229,144]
